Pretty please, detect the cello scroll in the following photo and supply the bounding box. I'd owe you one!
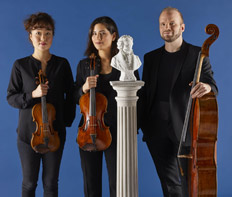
[201,24,219,57]
[196,24,219,83]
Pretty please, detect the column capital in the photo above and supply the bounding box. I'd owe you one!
[110,80,144,89]
[110,80,144,97]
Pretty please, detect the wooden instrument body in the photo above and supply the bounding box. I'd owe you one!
[77,92,112,151]
[177,24,219,196]
[190,92,218,196]
[31,103,60,154]
[31,70,60,154]
[77,53,112,151]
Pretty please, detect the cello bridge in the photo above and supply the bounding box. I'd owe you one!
[177,154,193,159]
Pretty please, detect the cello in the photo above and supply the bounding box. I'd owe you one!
[77,53,112,151]
[31,69,60,154]
[177,24,219,196]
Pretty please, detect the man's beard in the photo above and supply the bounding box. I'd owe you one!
[161,29,182,43]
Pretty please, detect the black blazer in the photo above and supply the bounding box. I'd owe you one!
[138,41,218,145]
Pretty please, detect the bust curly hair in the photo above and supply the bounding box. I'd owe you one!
[117,35,133,50]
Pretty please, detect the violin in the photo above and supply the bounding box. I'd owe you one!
[177,24,219,196]
[77,53,112,151]
[31,69,60,154]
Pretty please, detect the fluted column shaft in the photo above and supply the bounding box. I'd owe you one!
[110,81,144,197]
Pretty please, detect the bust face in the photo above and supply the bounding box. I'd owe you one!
[122,38,133,54]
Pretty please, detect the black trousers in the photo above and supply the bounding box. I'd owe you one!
[79,131,116,197]
[145,122,189,197]
[17,136,65,197]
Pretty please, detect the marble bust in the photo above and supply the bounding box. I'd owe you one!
[111,35,141,81]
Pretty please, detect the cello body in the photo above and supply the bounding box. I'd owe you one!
[190,92,218,196]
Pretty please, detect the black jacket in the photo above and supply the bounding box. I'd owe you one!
[7,55,76,143]
[138,41,218,144]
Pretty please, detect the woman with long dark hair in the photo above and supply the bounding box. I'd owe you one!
[74,16,139,197]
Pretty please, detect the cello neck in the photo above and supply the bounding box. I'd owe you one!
[178,51,201,147]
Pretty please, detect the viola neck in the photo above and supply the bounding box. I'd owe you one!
[41,96,48,124]
[89,69,96,116]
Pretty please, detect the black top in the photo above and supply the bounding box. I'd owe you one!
[152,48,183,121]
[151,48,183,135]
[155,49,182,102]
[7,55,76,143]
[74,57,140,135]
[74,58,119,133]
[97,72,118,130]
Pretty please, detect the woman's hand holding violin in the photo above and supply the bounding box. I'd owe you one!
[32,81,49,98]
[82,75,99,93]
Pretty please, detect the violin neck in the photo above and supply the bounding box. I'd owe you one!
[41,96,48,124]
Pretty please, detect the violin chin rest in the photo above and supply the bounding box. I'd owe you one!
[82,143,97,152]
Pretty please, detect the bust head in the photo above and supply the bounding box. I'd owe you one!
[111,35,141,81]
[117,35,133,54]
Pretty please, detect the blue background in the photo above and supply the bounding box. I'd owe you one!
[0,0,231,196]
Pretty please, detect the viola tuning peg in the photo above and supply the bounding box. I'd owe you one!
[90,53,96,59]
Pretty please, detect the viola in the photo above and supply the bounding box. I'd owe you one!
[31,69,60,154]
[177,24,219,196]
[77,53,112,151]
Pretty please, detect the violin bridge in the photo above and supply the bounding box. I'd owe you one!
[84,120,90,131]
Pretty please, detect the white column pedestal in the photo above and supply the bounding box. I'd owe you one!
[110,81,144,197]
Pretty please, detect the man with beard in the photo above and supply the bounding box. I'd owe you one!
[138,7,218,196]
